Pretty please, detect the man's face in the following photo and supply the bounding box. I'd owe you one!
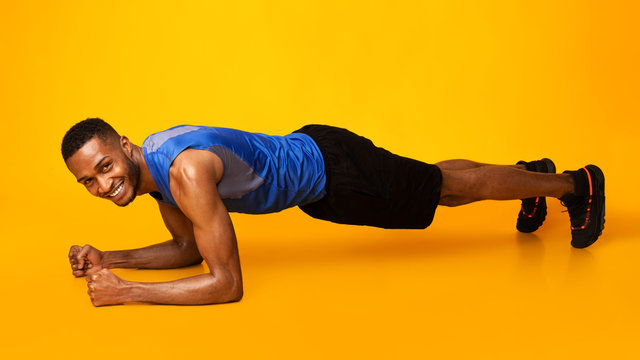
[66,136,140,207]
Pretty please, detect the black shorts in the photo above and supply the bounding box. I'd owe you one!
[294,125,442,229]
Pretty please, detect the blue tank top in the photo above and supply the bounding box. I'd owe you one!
[142,125,327,214]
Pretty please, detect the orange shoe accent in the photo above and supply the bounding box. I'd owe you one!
[522,197,540,218]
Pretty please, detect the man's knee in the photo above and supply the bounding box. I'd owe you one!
[439,195,467,207]
[440,169,468,197]
[439,169,484,204]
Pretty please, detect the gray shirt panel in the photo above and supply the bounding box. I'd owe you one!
[208,145,265,199]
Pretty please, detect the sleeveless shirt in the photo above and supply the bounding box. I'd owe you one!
[142,125,326,214]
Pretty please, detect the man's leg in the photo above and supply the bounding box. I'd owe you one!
[435,159,526,171]
[436,159,554,233]
[436,161,606,248]
[437,164,573,207]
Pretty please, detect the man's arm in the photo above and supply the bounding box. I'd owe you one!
[86,149,243,305]
[102,202,203,268]
[69,202,202,277]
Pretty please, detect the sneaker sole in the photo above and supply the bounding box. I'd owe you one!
[540,158,556,174]
[571,165,606,248]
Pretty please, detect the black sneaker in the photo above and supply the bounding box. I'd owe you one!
[560,165,606,248]
[516,158,556,233]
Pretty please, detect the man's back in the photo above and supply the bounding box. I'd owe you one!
[142,125,327,213]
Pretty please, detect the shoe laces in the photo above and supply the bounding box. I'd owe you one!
[561,195,591,230]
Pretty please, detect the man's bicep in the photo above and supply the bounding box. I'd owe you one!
[177,181,237,268]
[169,153,241,274]
[183,190,241,282]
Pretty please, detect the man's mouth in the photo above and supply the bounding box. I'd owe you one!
[107,182,124,198]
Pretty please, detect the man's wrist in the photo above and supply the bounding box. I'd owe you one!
[101,251,126,268]
[100,251,113,268]
[120,281,142,303]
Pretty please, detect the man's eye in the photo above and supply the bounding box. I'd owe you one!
[103,163,111,171]
[84,179,93,185]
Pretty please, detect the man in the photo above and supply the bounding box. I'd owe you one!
[63,118,605,306]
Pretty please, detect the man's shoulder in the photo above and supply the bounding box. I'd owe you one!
[169,149,224,186]
[167,149,225,211]
[143,125,203,153]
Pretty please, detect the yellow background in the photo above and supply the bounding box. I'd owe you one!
[1,1,638,358]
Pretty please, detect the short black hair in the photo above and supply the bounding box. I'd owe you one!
[61,118,120,161]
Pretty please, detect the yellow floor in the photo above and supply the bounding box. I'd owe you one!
[1,1,639,359]
[1,200,639,358]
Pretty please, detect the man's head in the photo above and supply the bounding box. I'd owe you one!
[62,118,140,207]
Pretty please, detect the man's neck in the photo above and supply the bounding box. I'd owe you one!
[131,144,159,195]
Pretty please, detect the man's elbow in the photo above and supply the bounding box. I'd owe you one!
[228,287,243,303]
[189,256,204,266]
[183,254,203,268]
[175,240,204,266]
[206,273,243,303]
[214,284,242,304]
[225,278,244,303]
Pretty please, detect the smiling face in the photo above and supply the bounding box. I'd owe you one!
[65,136,141,207]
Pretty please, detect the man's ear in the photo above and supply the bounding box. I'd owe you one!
[119,135,133,157]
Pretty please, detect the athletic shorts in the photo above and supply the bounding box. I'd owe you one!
[293,125,442,229]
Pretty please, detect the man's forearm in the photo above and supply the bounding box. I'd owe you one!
[119,272,242,305]
[102,240,202,269]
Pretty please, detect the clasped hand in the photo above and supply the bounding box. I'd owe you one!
[86,268,127,306]
[69,244,126,306]
[68,244,104,277]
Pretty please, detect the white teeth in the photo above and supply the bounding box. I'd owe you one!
[109,183,124,197]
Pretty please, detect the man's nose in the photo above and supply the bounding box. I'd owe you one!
[96,176,113,196]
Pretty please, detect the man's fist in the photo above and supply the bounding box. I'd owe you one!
[86,269,127,306]
[68,244,104,277]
